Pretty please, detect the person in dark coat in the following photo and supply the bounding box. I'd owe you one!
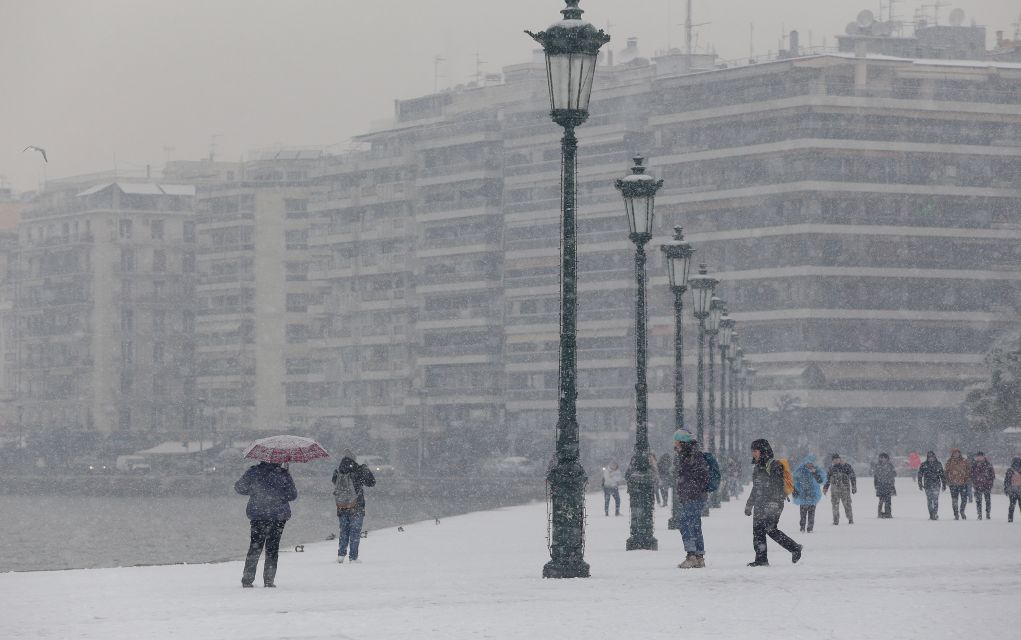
[823,453,857,525]
[944,448,971,520]
[657,450,674,507]
[917,451,947,520]
[873,453,897,519]
[1004,457,1021,523]
[332,450,376,563]
[673,430,710,568]
[744,438,802,567]
[969,452,995,520]
[234,461,298,587]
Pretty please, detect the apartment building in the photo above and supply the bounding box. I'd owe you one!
[14,178,197,434]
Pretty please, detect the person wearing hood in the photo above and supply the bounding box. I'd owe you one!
[673,430,712,568]
[917,451,947,520]
[745,438,802,567]
[332,450,376,563]
[234,461,298,588]
[823,453,857,525]
[792,455,825,533]
[874,453,897,519]
[969,452,995,520]
[945,449,970,520]
[1003,457,1021,523]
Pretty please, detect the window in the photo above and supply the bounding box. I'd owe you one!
[151,220,164,241]
[121,310,134,333]
[120,371,133,393]
[120,248,135,272]
[152,249,166,272]
[153,281,164,300]
[121,280,132,300]
[119,219,133,240]
[183,221,196,243]
[119,408,131,431]
[121,340,133,364]
[153,311,166,333]
[183,251,195,273]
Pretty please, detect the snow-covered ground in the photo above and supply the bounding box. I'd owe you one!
[4,477,1016,639]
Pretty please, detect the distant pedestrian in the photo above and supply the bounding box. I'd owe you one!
[874,453,897,519]
[1004,457,1021,523]
[823,453,857,525]
[657,450,674,507]
[969,452,995,520]
[602,461,624,516]
[332,450,376,563]
[917,451,947,520]
[945,449,970,520]
[234,461,298,588]
[673,430,718,568]
[745,438,802,567]
[792,455,825,533]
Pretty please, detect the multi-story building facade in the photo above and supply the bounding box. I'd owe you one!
[14,179,197,434]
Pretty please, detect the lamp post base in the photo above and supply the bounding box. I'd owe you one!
[625,470,658,551]
[543,558,591,579]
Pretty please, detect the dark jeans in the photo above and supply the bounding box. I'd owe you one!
[753,508,800,564]
[878,494,892,518]
[949,485,968,518]
[604,487,621,514]
[1009,494,1021,521]
[242,519,286,586]
[799,505,816,531]
[658,485,670,506]
[678,498,706,555]
[338,510,365,559]
[924,486,941,519]
[975,490,991,518]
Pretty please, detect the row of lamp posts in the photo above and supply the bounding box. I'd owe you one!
[531,0,758,578]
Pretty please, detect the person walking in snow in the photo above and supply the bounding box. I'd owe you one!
[673,430,713,568]
[332,450,376,563]
[874,452,897,519]
[823,453,856,525]
[945,448,970,520]
[969,452,995,520]
[1003,457,1021,523]
[917,451,947,520]
[602,460,624,516]
[793,455,824,533]
[745,438,802,567]
[235,461,298,588]
[657,450,674,507]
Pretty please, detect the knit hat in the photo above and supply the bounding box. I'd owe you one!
[831,453,841,460]
[673,429,695,443]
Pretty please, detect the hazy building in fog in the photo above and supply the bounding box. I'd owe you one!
[13,179,197,434]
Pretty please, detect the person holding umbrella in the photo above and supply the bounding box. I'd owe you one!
[236,435,328,588]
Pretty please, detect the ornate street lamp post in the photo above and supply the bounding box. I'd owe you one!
[687,265,718,447]
[717,313,734,499]
[745,364,757,448]
[705,296,724,510]
[660,227,695,530]
[616,156,662,551]
[527,0,610,579]
[731,341,743,477]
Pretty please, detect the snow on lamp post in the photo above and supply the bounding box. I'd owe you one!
[616,156,662,551]
[705,296,724,510]
[660,227,695,530]
[687,265,718,448]
[527,0,610,580]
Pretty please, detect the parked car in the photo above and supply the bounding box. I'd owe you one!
[76,459,113,475]
[115,455,151,474]
[356,455,396,477]
[482,456,537,477]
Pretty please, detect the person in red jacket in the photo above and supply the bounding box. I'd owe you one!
[969,452,996,520]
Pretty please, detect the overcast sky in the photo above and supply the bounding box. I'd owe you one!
[0,0,1014,193]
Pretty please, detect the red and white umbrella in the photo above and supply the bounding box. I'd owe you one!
[242,435,330,464]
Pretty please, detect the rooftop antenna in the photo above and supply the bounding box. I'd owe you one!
[209,134,222,162]
[433,55,445,92]
[1014,11,1020,40]
[749,23,755,63]
[163,145,175,164]
[473,52,487,85]
[922,1,946,26]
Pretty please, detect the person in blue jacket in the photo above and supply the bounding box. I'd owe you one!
[234,461,298,588]
[793,455,825,533]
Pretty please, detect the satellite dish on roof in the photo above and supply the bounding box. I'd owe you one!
[856,9,875,29]
[874,21,893,36]
[948,8,965,27]
[845,22,862,35]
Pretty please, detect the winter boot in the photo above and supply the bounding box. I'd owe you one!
[792,546,803,564]
[678,553,698,569]
[747,560,769,567]
[694,555,705,568]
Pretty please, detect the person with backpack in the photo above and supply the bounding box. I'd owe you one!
[792,455,825,533]
[917,451,947,520]
[332,450,376,563]
[657,450,674,507]
[672,429,719,568]
[602,460,624,516]
[874,453,897,519]
[745,438,802,567]
[823,453,857,525]
[969,452,995,520]
[945,448,970,520]
[234,461,298,588]
[1003,458,1021,523]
